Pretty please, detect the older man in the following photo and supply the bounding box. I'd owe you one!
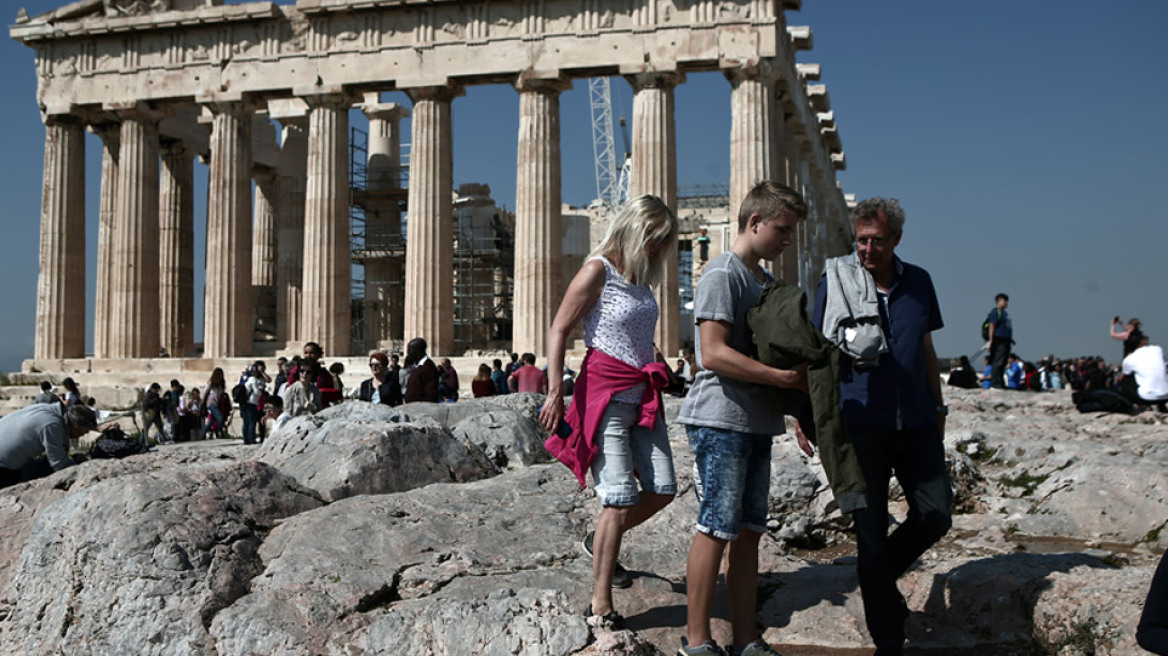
[812,197,951,656]
[0,403,98,488]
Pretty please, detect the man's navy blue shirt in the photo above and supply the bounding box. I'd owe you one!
[987,307,1011,340]
[813,257,943,432]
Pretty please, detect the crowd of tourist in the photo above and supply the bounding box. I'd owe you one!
[945,309,1168,416]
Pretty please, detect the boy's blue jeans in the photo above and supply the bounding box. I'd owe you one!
[686,425,773,541]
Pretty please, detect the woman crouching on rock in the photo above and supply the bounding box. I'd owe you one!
[540,194,679,629]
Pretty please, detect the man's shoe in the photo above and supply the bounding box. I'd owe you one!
[731,639,782,656]
[678,638,728,655]
[582,531,633,588]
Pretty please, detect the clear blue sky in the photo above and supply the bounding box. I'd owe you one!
[2,1,1165,372]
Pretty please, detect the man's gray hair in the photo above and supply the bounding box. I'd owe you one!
[852,197,906,234]
[65,405,98,433]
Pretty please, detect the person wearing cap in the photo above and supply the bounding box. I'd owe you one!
[0,403,97,488]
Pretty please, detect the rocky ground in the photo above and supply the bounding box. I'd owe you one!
[0,388,1163,655]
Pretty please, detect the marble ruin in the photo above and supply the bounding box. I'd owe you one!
[14,0,852,363]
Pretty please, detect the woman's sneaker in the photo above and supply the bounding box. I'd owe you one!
[582,531,633,588]
[585,604,626,631]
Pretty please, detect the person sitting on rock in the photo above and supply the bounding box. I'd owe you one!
[263,395,292,435]
[360,352,399,406]
[289,342,342,408]
[1006,353,1025,390]
[947,356,980,389]
[61,377,83,407]
[34,381,59,405]
[440,358,460,401]
[282,364,322,417]
[1119,335,1168,412]
[0,403,97,489]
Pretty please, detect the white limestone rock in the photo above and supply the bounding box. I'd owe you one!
[0,461,322,656]
[257,401,500,502]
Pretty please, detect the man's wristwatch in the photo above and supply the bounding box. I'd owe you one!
[936,404,949,415]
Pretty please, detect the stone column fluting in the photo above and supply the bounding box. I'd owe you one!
[361,101,410,349]
[300,91,353,356]
[780,126,803,286]
[512,74,569,357]
[91,123,119,359]
[276,118,308,345]
[108,106,163,359]
[202,100,254,358]
[626,70,682,357]
[726,61,777,227]
[252,167,279,340]
[159,140,195,358]
[404,85,460,357]
[34,114,86,360]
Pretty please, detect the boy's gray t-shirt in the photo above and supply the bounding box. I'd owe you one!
[677,251,787,435]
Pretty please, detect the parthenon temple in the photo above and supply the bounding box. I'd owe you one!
[14,0,852,364]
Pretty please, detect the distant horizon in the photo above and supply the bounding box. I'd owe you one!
[2,0,1165,375]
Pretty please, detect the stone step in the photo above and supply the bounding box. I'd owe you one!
[5,353,592,414]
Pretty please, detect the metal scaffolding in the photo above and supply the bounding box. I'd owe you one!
[348,128,514,356]
[349,126,408,354]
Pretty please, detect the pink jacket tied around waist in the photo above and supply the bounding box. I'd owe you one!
[544,347,671,487]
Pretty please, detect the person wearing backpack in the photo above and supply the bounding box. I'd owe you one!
[984,293,1013,389]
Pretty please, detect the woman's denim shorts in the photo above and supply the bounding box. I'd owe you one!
[590,401,677,506]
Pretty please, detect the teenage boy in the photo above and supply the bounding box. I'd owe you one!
[676,181,809,656]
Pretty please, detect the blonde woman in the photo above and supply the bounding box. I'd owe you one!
[540,194,679,627]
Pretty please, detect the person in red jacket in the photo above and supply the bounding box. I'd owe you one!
[539,194,679,629]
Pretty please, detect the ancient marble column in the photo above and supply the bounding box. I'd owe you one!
[203,101,254,358]
[159,140,195,358]
[404,85,459,357]
[779,125,802,286]
[362,102,409,349]
[91,123,119,359]
[252,167,278,340]
[34,114,86,360]
[300,92,352,356]
[726,62,777,224]
[627,71,682,357]
[277,118,308,345]
[109,107,162,359]
[512,75,569,357]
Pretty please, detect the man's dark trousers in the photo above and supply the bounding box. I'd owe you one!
[851,426,953,654]
[989,337,1011,389]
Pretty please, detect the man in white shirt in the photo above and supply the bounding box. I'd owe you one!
[1121,336,1168,412]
